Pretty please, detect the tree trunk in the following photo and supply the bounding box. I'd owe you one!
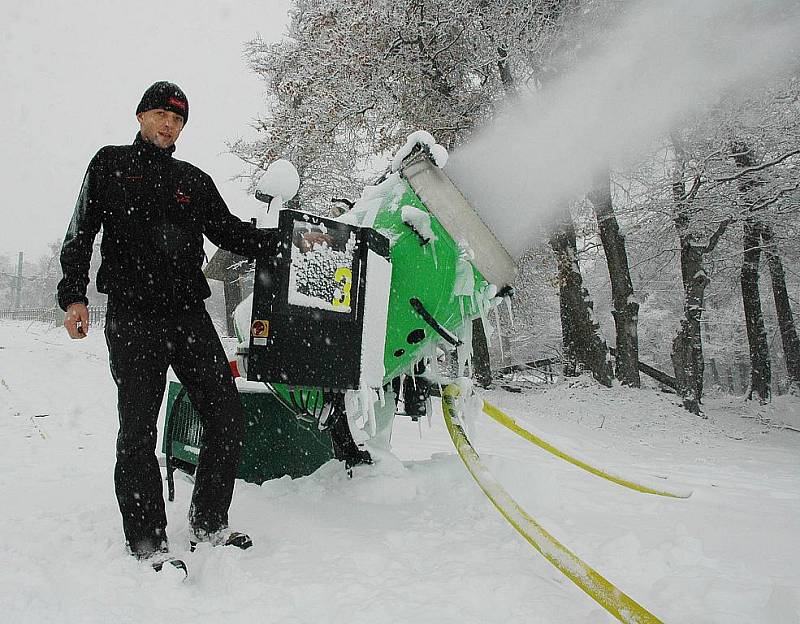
[741,218,771,401]
[736,355,749,395]
[761,224,800,390]
[548,206,613,386]
[672,240,709,414]
[497,47,517,98]
[725,365,735,394]
[708,358,721,389]
[671,134,708,415]
[671,320,697,409]
[587,167,640,387]
[733,142,771,402]
[669,134,723,415]
[471,317,493,388]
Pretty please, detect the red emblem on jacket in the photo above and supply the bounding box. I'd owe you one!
[175,188,191,204]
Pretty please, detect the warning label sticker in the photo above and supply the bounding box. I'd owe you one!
[251,320,270,338]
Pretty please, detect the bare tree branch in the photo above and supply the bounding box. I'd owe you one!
[702,218,732,254]
[712,148,800,183]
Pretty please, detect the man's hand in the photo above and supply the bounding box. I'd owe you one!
[64,303,90,339]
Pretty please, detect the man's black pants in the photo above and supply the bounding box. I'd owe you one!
[105,304,244,557]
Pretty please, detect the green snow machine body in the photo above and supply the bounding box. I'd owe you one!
[163,138,517,485]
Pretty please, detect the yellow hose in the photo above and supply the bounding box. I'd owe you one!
[442,385,665,624]
[482,400,692,499]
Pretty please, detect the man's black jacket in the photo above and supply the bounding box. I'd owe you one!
[58,134,274,312]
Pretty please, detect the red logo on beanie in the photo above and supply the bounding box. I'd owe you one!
[168,97,187,111]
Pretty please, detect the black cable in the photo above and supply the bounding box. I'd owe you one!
[409,298,463,347]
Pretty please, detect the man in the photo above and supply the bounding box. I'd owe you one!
[57,81,271,569]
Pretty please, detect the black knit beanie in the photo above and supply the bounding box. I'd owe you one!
[136,81,189,125]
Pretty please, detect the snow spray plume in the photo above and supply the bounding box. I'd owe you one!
[447,0,800,258]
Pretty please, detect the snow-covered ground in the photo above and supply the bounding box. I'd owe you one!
[1,319,798,623]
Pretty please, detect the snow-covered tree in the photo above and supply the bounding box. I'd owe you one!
[235,0,571,211]
[610,74,800,407]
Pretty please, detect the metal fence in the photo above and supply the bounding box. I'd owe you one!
[0,306,107,327]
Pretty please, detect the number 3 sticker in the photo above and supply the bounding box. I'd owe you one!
[333,267,352,308]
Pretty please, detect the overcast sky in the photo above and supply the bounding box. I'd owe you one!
[0,0,290,260]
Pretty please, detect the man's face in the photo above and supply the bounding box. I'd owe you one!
[136,108,185,149]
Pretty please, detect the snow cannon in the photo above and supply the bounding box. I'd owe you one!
[236,134,516,456]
